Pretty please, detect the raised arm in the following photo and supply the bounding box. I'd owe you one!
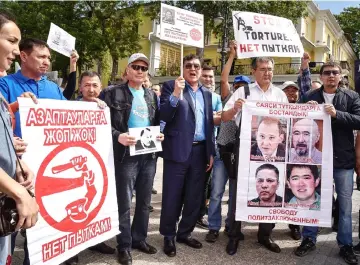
[220,40,237,101]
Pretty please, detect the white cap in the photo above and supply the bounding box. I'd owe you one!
[281,81,299,90]
[128,53,149,66]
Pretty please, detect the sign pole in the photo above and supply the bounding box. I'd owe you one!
[180,43,183,100]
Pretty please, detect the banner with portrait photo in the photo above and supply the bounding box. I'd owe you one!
[129,126,162,156]
[236,101,333,227]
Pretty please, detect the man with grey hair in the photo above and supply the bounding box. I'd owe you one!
[290,119,322,164]
[222,56,288,255]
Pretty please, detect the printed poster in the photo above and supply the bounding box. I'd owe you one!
[47,23,76,57]
[232,11,304,58]
[129,126,162,156]
[236,101,333,227]
[160,3,204,48]
[19,98,119,265]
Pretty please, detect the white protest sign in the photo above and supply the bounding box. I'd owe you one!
[129,126,162,156]
[160,3,204,48]
[236,101,333,227]
[19,98,119,265]
[47,23,76,57]
[232,12,304,58]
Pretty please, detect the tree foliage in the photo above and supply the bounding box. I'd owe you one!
[335,6,360,57]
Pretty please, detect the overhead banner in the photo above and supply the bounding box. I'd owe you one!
[47,23,76,57]
[236,101,333,227]
[19,98,119,265]
[160,3,204,48]
[232,12,304,58]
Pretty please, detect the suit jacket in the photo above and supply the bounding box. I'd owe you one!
[160,80,215,163]
[250,142,286,162]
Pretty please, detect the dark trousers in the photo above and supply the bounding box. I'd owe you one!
[11,232,30,265]
[160,144,206,239]
[227,178,274,241]
[199,169,212,218]
[115,154,156,251]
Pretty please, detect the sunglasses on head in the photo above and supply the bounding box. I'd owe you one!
[130,64,148,72]
[185,63,201,70]
[322,70,340,76]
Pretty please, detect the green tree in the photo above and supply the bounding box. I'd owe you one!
[335,6,360,56]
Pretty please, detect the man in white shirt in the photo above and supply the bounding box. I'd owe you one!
[222,57,288,256]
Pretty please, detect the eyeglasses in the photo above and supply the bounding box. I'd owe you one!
[130,64,148,72]
[185,63,201,70]
[257,68,273,73]
[322,70,340,76]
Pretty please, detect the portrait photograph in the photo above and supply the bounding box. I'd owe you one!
[162,7,175,25]
[284,164,321,211]
[247,162,285,208]
[250,115,289,162]
[288,118,323,164]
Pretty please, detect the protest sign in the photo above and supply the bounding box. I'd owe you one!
[232,12,304,58]
[47,23,76,57]
[160,3,204,49]
[129,126,162,156]
[19,98,119,265]
[236,101,333,227]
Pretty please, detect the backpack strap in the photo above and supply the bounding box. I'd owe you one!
[244,84,250,99]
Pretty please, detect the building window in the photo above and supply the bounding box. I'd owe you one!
[332,41,335,56]
[327,35,330,47]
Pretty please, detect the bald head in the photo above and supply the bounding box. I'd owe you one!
[292,119,320,157]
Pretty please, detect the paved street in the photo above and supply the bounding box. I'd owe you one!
[13,158,360,265]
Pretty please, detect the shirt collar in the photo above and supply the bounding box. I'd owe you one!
[13,70,47,84]
[185,81,202,92]
[254,81,273,93]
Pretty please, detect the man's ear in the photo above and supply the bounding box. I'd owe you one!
[315,177,320,188]
[279,134,284,143]
[19,51,28,63]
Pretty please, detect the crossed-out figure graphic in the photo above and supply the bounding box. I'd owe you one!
[41,155,97,224]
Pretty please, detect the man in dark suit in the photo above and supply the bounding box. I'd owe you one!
[159,54,215,257]
[250,117,286,162]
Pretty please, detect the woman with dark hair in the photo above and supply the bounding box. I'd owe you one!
[0,12,39,264]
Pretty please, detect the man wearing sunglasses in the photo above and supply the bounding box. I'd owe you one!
[295,62,360,265]
[103,53,164,265]
[159,54,215,257]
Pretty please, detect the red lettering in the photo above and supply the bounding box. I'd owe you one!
[239,44,247,53]
[254,15,260,24]
[247,44,253,52]
[42,236,67,262]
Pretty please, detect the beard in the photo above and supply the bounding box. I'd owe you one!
[295,144,308,156]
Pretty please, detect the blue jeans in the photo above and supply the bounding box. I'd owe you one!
[207,154,233,231]
[115,154,156,251]
[302,168,354,246]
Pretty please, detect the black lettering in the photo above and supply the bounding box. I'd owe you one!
[270,32,277,40]
[295,46,300,53]
[288,45,294,53]
[262,44,268,52]
[277,33,283,40]
[244,31,251,40]
[258,32,264,40]
[283,34,289,41]
[281,45,288,52]
[275,44,280,52]
[268,44,275,52]
[264,32,270,40]
[251,31,257,40]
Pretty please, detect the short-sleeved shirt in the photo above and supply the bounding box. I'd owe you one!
[223,82,288,126]
[212,92,222,112]
[0,70,66,137]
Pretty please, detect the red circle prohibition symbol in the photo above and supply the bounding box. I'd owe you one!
[35,142,108,232]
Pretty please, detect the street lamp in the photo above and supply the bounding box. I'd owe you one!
[214,4,230,72]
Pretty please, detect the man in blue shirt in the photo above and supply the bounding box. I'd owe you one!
[159,54,215,257]
[0,38,66,138]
